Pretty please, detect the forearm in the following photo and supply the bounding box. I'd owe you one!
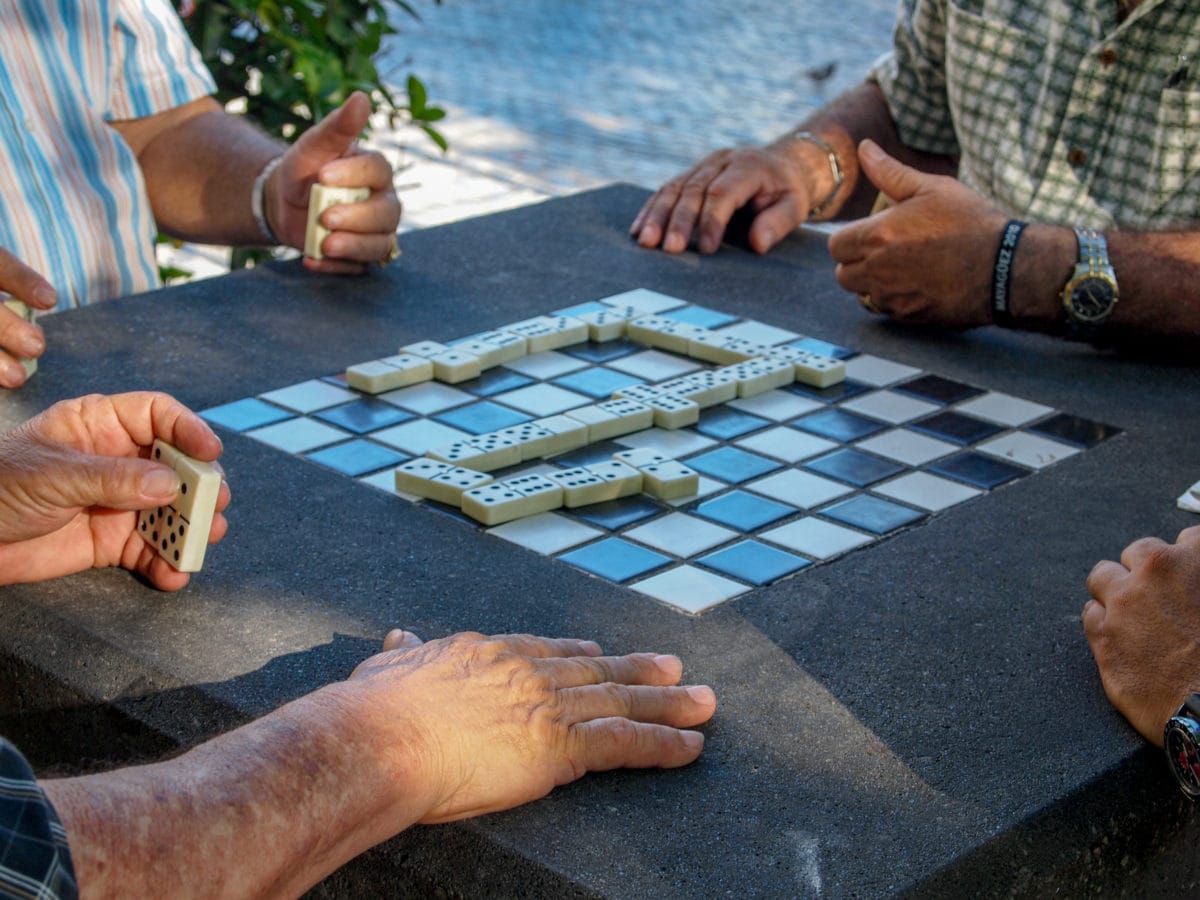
[768,80,957,220]
[42,684,428,899]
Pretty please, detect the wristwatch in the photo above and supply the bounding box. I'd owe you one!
[1164,694,1200,798]
[1061,227,1118,339]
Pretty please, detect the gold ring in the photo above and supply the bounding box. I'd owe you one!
[379,236,402,268]
[859,293,881,314]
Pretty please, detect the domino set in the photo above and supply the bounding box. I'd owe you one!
[138,439,222,572]
[200,288,1119,614]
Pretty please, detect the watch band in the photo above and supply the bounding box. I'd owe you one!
[991,220,1026,327]
[1061,227,1118,341]
[1165,694,1200,798]
[790,131,844,220]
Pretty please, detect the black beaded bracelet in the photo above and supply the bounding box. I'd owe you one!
[992,219,1026,327]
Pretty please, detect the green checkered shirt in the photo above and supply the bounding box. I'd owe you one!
[872,0,1200,229]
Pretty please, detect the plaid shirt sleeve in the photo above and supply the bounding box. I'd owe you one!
[0,740,78,900]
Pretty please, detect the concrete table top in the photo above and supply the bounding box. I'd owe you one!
[2,185,1199,897]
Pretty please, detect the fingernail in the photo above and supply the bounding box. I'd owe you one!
[759,227,774,246]
[681,731,705,752]
[325,212,342,229]
[654,654,682,675]
[141,467,180,498]
[859,139,882,162]
[687,685,716,705]
[32,285,56,308]
[579,640,602,656]
[19,332,43,356]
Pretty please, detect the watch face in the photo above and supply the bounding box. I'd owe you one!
[1068,277,1117,323]
[1165,718,1200,797]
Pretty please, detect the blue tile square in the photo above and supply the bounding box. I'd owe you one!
[661,305,739,328]
[201,398,293,432]
[563,339,642,363]
[892,374,983,405]
[804,449,905,487]
[306,440,407,476]
[551,440,629,469]
[820,495,925,534]
[686,447,781,484]
[1027,413,1120,449]
[694,407,771,441]
[694,490,795,531]
[552,367,645,399]
[434,401,531,435]
[574,495,663,530]
[314,399,414,434]
[459,368,534,398]
[558,537,671,583]
[789,337,856,360]
[928,451,1028,489]
[788,379,871,404]
[794,408,887,442]
[697,540,809,586]
[910,411,1004,446]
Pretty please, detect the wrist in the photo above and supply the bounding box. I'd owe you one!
[251,155,285,246]
[780,130,845,220]
[1007,224,1078,325]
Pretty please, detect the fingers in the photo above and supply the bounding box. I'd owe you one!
[483,633,603,660]
[0,249,57,311]
[632,151,746,254]
[382,629,425,651]
[292,91,373,171]
[1120,536,1169,572]
[561,683,717,730]
[541,652,683,689]
[856,139,923,206]
[568,719,706,774]
[748,192,807,255]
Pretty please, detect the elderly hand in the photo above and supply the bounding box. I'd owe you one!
[0,248,58,389]
[345,630,717,823]
[0,392,229,591]
[265,91,403,274]
[828,140,1007,328]
[1083,526,1200,746]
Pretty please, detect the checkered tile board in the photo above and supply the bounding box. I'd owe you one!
[200,289,1118,615]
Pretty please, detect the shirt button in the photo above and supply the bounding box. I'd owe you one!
[1068,148,1088,167]
[1099,47,1118,67]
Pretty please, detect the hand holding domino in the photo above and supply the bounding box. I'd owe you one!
[0,250,58,388]
[138,440,223,573]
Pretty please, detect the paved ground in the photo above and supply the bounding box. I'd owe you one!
[162,1,897,276]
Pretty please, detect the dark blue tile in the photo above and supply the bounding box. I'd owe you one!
[892,374,984,405]
[804,449,905,487]
[697,540,809,585]
[788,379,871,404]
[694,407,771,441]
[820,495,925,534]
[459,368,534,398]
[559,537,671,583]
[793,408,887,442]
[551,440,629,469]
[694,490,795,531]
[563,339,642,363]
[928,452,1028,489]
[314,398,414,434]
[574,495,663,530]
[1027,413,1120,449]
[789,337,856,360]
[553,367,645,399]
[434,400,531,435]
[661,305,739,328]
[686,447,780,484]
[305,440,407,477]
[201,398,293,432]
[910,411,1004,446]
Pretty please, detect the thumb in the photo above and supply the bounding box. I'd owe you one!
[382,629,425,652]
[857,138,926,206]
[54,455,181,512]
[290,91,373,174]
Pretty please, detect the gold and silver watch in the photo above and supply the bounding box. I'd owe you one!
[1061,227,1118,340]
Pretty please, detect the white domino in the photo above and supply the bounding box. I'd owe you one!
[764,345,845,387]
[638,459,699,500]
[304,184,371,259]
[687,333,768,365]
[3,299,36,380]
[428,348,482,384]
[530,415,591,456]
[461,475,564,525]
[720,357,796,397]
[502,316,588,353]
[495,423,560,460]
[427,433,522,471]
[137,440,221,572]
[641,393,700,429]
[564,398,654,441]
[545,467,618,507]
[584,460,644,498]
[394,458,493,504]
[345,354,433,393]
[577,306,635,342]
[456,331,528,368]
[400,340,451,359]
[626,316,706,354]
[613,448,669,468]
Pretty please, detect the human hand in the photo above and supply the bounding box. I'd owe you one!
[0,248,58,389]
[1083,526,1200,746]
[345,630,717,823]
[266,91,402,274]
[0,392,230,591]
[828,140,1007,328]
[630,146,812,255]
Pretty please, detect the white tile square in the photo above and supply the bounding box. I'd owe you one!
[736,427,838,463]
[606,349,700,381]
[614,427,717,458]
[855,429,957,466]
[975,432,1080,469]
[358,467,421,501]
[841,390,940,424]
[956,391,1055,427]
[599,288,687,314]
[372,420,471,455]
[712,320,800,345]
[843,354,922,386]
[665,475,724,506]
[379,381,473,415]
[761,517,874,559]
[727,390,822,421]
[746,469,852,508]
[873,471,982,511]
[495,383,591,416]
[246,418,349,453]
[503,350,589,378]
[488,512,603,555]
[631,564,750,614]
[625,513,738,557]
[260,379,359,413]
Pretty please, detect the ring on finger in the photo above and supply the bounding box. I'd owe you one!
[858,293,881,315]
[379,235,402,268]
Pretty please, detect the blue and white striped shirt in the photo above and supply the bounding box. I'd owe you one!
[0,1,215,310]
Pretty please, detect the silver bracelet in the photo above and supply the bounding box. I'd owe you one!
[250,155,285,245]
[791,131,844,219]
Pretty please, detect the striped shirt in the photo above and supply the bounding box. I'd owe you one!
[872,0,1200,229]
[0,0,215,310]
[0,739,77,900]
